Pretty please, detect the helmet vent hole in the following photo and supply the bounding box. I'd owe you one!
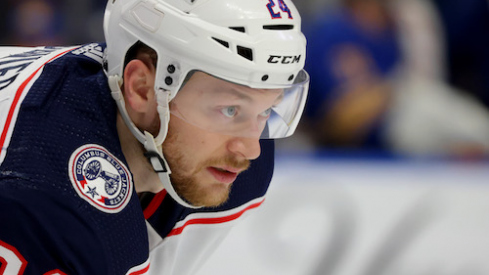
[288,74,294,81]
[263,25,294,30]
[237,46,253,61]
[212,37,229,48]
[229,26,246,33]
[262,75,269,81]
[165,77,173,85]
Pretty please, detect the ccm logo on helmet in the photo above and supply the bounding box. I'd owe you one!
[268,55,301,64]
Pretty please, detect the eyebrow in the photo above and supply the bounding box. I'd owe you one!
[223,85,284,106]
[212,86,254,104]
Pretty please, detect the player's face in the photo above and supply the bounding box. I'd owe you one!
[162,114,259,207]
[161,72,280,207]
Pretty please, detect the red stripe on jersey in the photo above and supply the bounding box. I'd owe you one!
[143,190,167,220]
[167,198,265,237]
[128,262,150,275]
[44,269,67,275]
[0,48,75,150]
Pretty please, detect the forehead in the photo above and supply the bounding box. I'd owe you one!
[176,71,283,101]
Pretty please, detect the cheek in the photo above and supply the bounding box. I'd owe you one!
[184,132,221,165]
[164,116,211,169]
[165,114,238,173]
[168,115,226,152]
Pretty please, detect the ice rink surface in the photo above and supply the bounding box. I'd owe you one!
[197,153,489,275]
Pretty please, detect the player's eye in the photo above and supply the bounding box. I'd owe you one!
[221,106,237,118]
[259,108,272,118]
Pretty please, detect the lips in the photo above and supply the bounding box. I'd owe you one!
[207,167,240,184]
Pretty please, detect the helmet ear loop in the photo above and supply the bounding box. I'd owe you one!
[109,75,147,144]
[109,73,168,149]
[153,88,171,146]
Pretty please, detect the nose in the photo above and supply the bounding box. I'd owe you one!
[227,137,261,160]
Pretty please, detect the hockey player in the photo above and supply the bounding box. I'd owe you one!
[0,0,308,274]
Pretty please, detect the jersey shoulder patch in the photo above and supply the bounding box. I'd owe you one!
[68,144,133,213]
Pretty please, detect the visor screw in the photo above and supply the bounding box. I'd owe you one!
[167,64,175,74]
[165,77,173,85]
[288,74,294,81]
[261,75,269,81]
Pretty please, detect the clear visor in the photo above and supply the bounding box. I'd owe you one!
[169,70,309,139]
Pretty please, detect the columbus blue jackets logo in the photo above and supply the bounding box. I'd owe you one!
[69,144,133,213]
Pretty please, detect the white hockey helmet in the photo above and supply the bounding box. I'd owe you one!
[104,0,309,140]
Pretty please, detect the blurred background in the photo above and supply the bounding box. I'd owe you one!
[2,0,489,274]
[2,0,489,160]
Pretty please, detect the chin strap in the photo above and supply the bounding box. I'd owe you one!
[108,75,202,209]
[143,132,201,209]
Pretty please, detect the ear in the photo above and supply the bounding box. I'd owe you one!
[123,59,156,113]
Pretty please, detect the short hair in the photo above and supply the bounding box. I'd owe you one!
[123,41,158,69]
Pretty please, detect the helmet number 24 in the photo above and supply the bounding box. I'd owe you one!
[266,0,293,19]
